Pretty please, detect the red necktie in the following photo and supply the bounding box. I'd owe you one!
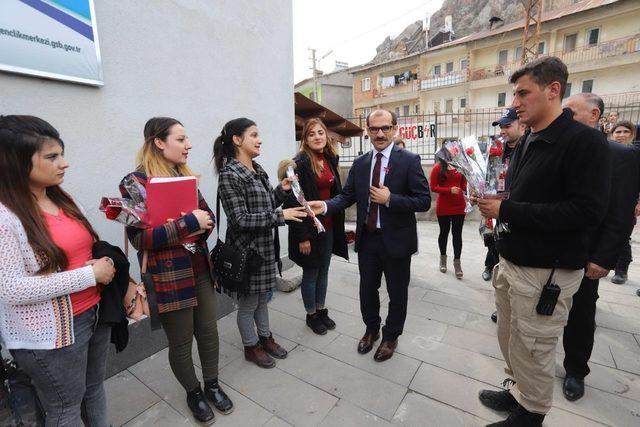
[366,152,383,231]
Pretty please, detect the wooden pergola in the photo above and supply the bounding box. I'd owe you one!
[294,92,363,144]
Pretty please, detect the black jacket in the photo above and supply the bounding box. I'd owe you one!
[497,108,610,269]
[589,142,640,269]
[92,241,130,352]
[285,152,348,268]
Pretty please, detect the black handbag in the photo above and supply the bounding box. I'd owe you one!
[210,192,262,294]
[0,346,45,427]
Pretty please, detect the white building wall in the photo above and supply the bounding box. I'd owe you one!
[0,0,295,265]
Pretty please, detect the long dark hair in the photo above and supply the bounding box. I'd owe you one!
[0,115,98,273]
[213,118,256,173]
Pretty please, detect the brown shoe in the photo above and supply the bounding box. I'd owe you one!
[244,344,275,368]
[357,330,380,354]
[373,339,398,362]
[258,334,288,359]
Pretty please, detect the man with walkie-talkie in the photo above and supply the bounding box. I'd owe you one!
[474,57,610,427]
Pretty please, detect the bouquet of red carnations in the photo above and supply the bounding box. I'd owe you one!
[99,175,149,228]
[440,136,509,200]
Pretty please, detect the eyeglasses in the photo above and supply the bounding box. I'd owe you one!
[367,125,394,133]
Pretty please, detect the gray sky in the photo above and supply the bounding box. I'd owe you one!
[293,0,445,84]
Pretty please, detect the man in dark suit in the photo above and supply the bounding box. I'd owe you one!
[561,93,640,401]
[309,109,430,361]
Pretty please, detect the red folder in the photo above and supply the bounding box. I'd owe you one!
[146,176,198,227]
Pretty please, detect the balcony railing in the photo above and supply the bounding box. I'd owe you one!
[420,71,468,90]
[470,34,640,82]
[377,79,420,98]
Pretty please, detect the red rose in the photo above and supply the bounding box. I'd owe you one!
[465,147,474,156]
[448,146,460,157]
[489,146,503,157]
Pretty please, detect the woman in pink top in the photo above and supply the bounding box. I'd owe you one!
[0,115,115,427]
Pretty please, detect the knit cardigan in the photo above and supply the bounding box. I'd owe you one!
[0,202,96,350]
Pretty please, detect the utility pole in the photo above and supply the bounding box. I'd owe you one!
[520,0,543,64]
[309,48,318,102]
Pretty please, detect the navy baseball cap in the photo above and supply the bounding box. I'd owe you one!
[492,108,518,126]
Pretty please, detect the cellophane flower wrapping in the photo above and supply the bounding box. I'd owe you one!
[99,176,149,228]
[286,166,326,233]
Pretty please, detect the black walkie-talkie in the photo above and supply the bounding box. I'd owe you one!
[536,266,560,316]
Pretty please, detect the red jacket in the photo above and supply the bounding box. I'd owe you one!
[430,163,467,216]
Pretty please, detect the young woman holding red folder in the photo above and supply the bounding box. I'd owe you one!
[121,117,231,424]
[213,118,307,369]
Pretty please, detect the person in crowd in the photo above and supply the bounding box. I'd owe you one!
[609,119,638,285]
[476,57,610,426]
[611,120,636,146]
[0,115,116,427]
[284,118,348,335]
[309,109,431,362]
[121,117,232,424]
[561,93,639,401]
[603,110,619,136]
[213,118,306,369]
[393,137,406,149]
[430,146,466,278]
[484,108,525,284]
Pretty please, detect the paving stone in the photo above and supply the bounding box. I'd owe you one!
[441,325,504,360]
[220,358,337,427]
[409,362,502,422]
[262,415,293,427]
[266,309,340,352]
[551,378,640,426]
[320,334,421,387]
[405,298,468,327]
[122,401,194,427]
[543,406,606,427]
[611,345,640,376]
[595,310,640,335]
[191,338,243,370]
[463,312,499,337]
[319,399,393,426]
[422,289,496,316]
[105,370,160,426]
[392,390,488,427]
[277,346,407,420]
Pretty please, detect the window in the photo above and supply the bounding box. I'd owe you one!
[498,92,506,107]
[586,28,599,47]
[446,61,454,73]
[459,97,467,109]
[563,82,572,99]
[363,107,372,117]
[460,59,469,70]
[582,79,594,93]
[433,101,441,113]
[403,105,410,116]
[498,49,508,66]
[394,107,401,117]
[515,46,523,62]
[445,99,454,113]
[538,41,545,54]
[433,64,441,76]
[414,104,420,114]
[361,77,371,91]
[564,33,577,52]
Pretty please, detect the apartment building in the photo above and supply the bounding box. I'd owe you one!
[353,0,640,117]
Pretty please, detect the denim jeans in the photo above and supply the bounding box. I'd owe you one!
[11,306,111,427]
[300,231,334,313]
[237,293,271,346]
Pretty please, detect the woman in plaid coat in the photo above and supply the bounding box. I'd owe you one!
[214,118,307,368]
[122,117,232,424]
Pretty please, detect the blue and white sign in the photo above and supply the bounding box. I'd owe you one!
[0,0,103,86]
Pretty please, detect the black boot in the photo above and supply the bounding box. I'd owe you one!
[317,308,336,330]
[306,312,328,335]
[562,375,585,401]
[486,404,545,427]
[186,386,215,424]
[204,379,234,414]
[478,389,518,412]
